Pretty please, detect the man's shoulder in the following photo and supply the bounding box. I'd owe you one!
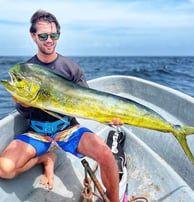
[57,54,79,67]
[55,55,82,75]
[26,54,80,70]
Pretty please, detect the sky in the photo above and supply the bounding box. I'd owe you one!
[0,0,194,56]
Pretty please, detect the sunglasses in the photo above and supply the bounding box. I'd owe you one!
[36,33,60,41]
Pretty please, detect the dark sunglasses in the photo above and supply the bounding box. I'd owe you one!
[36,33,60,41]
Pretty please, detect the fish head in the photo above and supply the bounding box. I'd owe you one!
[1,71,41,104]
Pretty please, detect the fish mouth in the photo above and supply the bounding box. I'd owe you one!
[1,72,19,84]
[1,72,16,88]
[1,71,41,103]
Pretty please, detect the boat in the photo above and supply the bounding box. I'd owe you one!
[0,75,194,202]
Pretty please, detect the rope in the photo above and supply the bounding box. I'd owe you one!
[80,159,110,202]
[81,177,93,201]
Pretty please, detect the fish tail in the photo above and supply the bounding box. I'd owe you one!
[173,125,194,164]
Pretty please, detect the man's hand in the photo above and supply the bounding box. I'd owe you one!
[109,118,123,126]
[12,97,30,108]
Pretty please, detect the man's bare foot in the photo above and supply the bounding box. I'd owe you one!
[39,152,57,190]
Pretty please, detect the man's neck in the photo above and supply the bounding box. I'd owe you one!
[37,52,58,63]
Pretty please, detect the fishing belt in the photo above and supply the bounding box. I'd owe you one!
[30,117,70,136]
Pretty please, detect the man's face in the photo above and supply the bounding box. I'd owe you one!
[31,21,59,55]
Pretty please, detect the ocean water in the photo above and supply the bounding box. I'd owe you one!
[0,56,194,119]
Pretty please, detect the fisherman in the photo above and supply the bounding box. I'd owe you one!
[0,10,122,202]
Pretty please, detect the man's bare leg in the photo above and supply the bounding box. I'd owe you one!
[0,140,57,190]
[78,132,120,202]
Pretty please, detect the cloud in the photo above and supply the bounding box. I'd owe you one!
[0,0,193,56]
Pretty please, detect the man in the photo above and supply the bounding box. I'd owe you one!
[0,10,120,202]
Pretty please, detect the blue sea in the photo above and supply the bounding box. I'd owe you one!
[0,56,194,119]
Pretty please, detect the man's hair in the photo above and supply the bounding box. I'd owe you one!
[30,10,61,33]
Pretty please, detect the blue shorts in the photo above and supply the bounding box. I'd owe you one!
[15,125,94,158]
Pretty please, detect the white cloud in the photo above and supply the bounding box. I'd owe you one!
[0,0,193,56]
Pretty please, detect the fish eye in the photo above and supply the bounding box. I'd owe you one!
[17,78,22,82]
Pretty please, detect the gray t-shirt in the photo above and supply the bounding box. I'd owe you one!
[27,54,88,87]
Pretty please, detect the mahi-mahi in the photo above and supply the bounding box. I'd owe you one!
[1,63,194,164]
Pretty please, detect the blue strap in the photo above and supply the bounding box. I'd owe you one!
[30,117,70,135]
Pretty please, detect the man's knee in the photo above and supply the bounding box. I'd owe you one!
[97,144,115,165]
[0,157,16,179]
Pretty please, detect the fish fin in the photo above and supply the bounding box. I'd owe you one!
[174,125,194,164]
[176,135,194,164]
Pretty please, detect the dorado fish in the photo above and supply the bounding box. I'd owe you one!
[1,63,194,164]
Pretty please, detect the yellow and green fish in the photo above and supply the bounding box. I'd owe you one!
[1,63,194,163]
